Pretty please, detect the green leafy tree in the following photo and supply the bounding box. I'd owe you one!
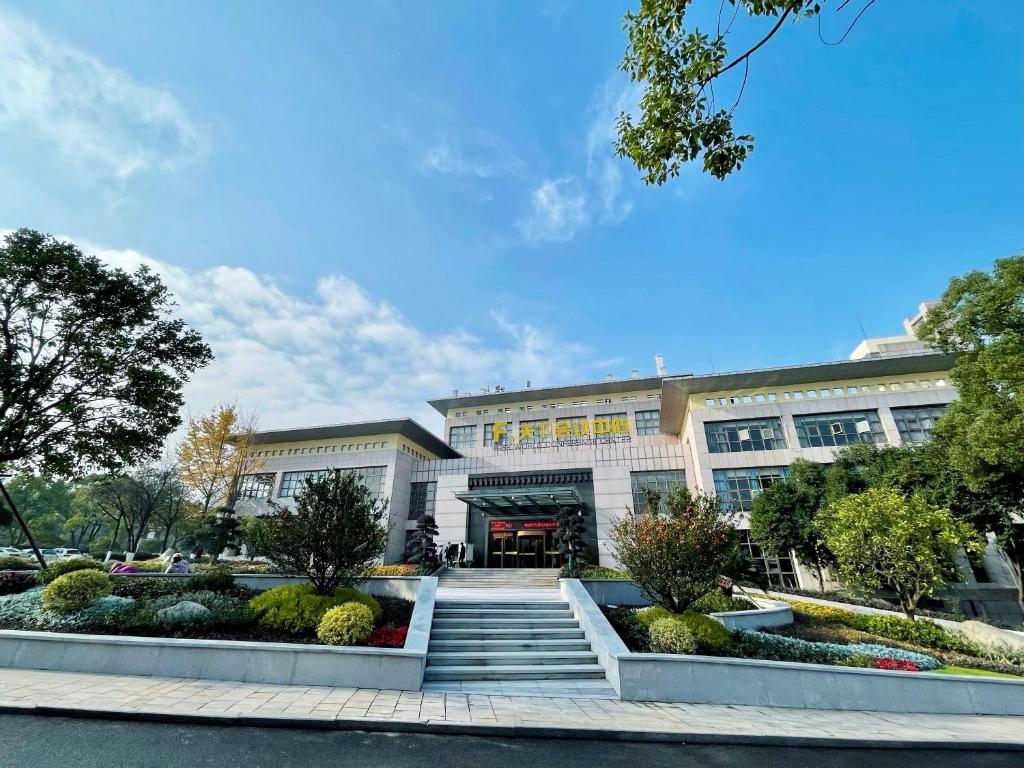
[244,471,390,594]
[0,475,75,547]
[179,508,240,562]
[81,465,178,554]
[749,459,835,591]
[616,1,878,183]
[819,487,983,619]
[0,229,211,477]
[611,486,741,612]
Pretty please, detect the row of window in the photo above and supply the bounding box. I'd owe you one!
[703,378,949,409]
[451,394,661,418]
[629,470,686,515]
[400,444,430,461]
[408,481,437,520]
[238,466,388,499]
[452,409,662,448]
[703,405,947,454]
[253,442,389,459]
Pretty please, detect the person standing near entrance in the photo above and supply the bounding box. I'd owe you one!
[458,542,466,567]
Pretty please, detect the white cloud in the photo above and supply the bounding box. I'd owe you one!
[420,136,524,181]
[518,75,639,244]
[421,141,493,178]
[75,238,593,437]
[0,9,207,180]
[518,177,588,244]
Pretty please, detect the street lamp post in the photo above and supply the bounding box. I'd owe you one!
[0,474,47,568]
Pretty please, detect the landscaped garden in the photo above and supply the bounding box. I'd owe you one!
[602,484,1024,680]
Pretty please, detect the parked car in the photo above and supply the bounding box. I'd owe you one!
[53,548,85,560]
[0,546,26,556]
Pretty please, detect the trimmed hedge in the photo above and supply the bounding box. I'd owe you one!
[0,555,39,571]
[316,603,374,646]
[188,568,235,593]
[42,570,111,614]
[37,558,106,585]
[249,584,381,635]
[110,576,190,600]
[649,618,696,654]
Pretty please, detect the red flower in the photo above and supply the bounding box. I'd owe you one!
[874,657,918,672]
[366,625,409,648]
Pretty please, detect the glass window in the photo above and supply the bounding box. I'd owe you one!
[238,473,275,499]
[892,405,947,443]
[278,466,387,499]
[483,423,510,447]
[793,411,886,448]
[635,409,661,436]
[448,425,476,450]
[704,418,787,453]
[740,531,799,589]
[408,481,436,520]
[713,467,790,512]
[630,470,686,515]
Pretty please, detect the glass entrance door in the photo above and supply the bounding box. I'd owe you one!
[488,532,516,568]
[516,532,544,568]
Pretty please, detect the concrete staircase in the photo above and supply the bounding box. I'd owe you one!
[425,599,606,683]
[436,567,560,590]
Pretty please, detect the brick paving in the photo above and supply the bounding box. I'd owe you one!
[0,668,1021,746]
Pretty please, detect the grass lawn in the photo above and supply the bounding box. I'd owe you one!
[929,665,1022,679]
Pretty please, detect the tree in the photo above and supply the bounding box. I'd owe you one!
[82,464,177,554]
[149,475,196,551]
[556,505,588,576]
[0,229,212,477]
[611,486,740,612]
[749,459,835,591]
[179,508,240,562]
[0,475,75,547]
[408,514,439,574]
[244,471,390,594]
[177,405,263,513]
[616,1,878,183]
[819,487,983,619]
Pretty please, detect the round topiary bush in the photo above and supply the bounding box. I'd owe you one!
[37,558,106,585]
[42,569,111,614]
[249,584,381,634]
[649,618,696,654]
[316,602,374,646]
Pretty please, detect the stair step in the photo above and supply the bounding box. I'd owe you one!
[428,639,593,652]
[430,628,586,640]
[432,619,579,629]
[422,664,607,682]
[435,602,570,610]
[434,609,575,619]
[427,651,598,667]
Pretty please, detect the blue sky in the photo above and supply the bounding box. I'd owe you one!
[1,1,1021,434]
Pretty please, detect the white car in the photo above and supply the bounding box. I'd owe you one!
[53,548,85,560]
[0,546,26,556]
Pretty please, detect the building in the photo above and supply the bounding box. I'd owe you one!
[233,312,1022,623]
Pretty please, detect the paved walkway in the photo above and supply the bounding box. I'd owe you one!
[0,668,1021,748]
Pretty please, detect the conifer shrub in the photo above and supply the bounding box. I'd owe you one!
[317,603,374,646]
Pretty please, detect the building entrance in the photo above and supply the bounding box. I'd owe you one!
[487,522,561,568]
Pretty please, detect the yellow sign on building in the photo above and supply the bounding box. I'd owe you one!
[491,418,630,446]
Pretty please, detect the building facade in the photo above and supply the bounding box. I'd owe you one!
[233,324,1022,623]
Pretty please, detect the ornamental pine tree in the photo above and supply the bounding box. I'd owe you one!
[556,505,587,576]
[409,514,439,574]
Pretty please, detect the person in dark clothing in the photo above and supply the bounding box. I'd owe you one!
[445,542,456,567]
[458,542,466,567]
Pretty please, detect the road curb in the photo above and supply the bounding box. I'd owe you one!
[1,702,1021,751]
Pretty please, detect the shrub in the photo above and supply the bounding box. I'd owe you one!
[690,591,753,614]
[836,654,877,669]
[731,630,942,670]
[859,614,981,655]
[377,596,414,628]
[787,600,862,625]
[42,570,111,614]
[188,567,235,593]
[0,587,45,627]
[602,606,650,652]
[126,559,167,572]
[611,487,741,612]
[649,618,696,654]
[0,571,36,596]
[317,603,374,646]
[577,566,630,580]
[635,606,674,628]
[370,564,417,576]
[676,612,731,650]
[366,625,409,648]
[249,584,381,635]
[0,555,39,571]
[157,601,211,628]
[148,590,257,631]
[37,558,106,585]
[110,576,190,600]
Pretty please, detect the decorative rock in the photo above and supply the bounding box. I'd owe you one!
[958,620,1024,654]
[157,601,210,626]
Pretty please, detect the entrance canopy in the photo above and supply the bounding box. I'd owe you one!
[455,485,582,513]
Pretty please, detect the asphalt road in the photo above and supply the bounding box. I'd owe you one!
[0,715,1017,768]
